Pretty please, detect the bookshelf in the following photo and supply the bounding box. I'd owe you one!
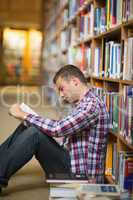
[43,0,133,194]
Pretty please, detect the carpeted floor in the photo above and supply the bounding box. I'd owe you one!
[0,86,60,200]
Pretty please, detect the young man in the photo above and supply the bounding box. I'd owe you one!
[0,65,109,191]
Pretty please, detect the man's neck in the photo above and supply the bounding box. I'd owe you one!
[79,85,89,101]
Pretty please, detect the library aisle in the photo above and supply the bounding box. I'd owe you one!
[0,86,60,199]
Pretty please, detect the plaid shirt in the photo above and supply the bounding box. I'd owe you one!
[26,89,109,183]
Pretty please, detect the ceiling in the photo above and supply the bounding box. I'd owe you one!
[0,0,43,29]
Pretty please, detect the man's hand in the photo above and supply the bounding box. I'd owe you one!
[9,104,28,120]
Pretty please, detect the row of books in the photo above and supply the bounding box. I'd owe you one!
[106,0,122,29]
[44,34,133,81]
[93,86,133,145]
[104,41,121,79]
[79,4,94,39]
[85,38,132,80]
[94,6,106,35]
[119,151,133,192]
[45,0,133,44]
[93,88,119,133]
[105,145,133,192]
[69,0,87,19]
[119,85,133,145]
[68,0,133,25]
[93,41,122,79]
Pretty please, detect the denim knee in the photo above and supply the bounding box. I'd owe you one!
[26,126,40,137]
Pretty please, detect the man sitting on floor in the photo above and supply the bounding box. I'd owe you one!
[0,65,109,192]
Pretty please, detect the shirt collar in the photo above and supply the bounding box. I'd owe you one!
[75,88,92,106]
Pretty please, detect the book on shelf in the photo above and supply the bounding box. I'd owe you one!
[94,6,106,35]
[91,88,119,133]
[119,85,133,145]
[93,47,101,77]
[105,142,117,181]
[83,3,94,38]
[104,41,122,79]
[68,46,86,70]
[123,36,133,81]
[118,151,133,192]
[122,0,133,22]
[93,40,105,78]
[116,0,122,25]
[85,46,92,75]
[106,0,123,29]
[112,142,117,180]
[60,30,69,51]
[110,0,117,26]
[69,0,78,19]
[107,92,119,132]
[112,94,119,132]
[80,13,85,40]
[70,26,80,46]
[62,8,69,26]
[91,40,122,79]
[105,143,113,176]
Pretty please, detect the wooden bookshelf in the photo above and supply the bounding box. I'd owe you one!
[43,0,133,194]
[109,130,118,139]
[119,135,133,151]
[105,175,116,184]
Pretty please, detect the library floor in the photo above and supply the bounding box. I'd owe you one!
[0,86,59,200]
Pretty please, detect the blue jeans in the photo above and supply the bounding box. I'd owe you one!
[0,123,71,186]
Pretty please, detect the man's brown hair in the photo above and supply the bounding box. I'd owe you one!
[53,65,87,85]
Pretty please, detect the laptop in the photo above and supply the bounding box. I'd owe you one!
[46,173,89,183]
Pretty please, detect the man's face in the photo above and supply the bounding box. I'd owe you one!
[55,77,79,104]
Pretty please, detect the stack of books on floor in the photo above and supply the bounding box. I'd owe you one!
[49,183,123,200]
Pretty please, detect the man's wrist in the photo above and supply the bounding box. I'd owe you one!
[21,113,28,120]
[23,115,27,120]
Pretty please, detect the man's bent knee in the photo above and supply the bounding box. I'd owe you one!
[26,126,40,136]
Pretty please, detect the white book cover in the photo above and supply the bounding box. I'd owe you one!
[123,40,128,80]
[20,103,38,116]
[49,187,76,198]
[90,4,94,36]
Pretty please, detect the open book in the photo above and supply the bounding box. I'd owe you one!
[20,103,38,116]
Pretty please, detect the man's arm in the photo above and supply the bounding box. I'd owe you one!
[25,102,99,137]
[9,102,99,137]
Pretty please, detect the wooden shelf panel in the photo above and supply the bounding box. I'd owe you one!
[93,24,122,40]
[123,19,133,27]
[105,175,116,184]
[120,80,133,85]
[77,0,93,14]
[89,76,133,85]
[119,135,133,150]
[109,130,118,139]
